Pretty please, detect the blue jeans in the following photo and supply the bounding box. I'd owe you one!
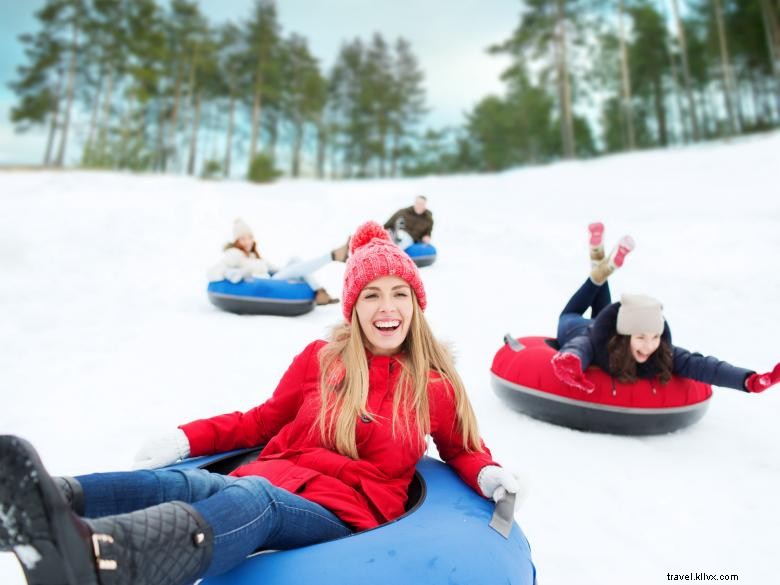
[76,469,352,578]
[556,278,611,346]
[271,253,331,290]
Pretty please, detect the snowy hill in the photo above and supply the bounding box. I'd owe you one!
[1,133,779,585]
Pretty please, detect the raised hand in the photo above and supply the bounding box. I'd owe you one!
[745,363,780,393]
[551,352,595,393]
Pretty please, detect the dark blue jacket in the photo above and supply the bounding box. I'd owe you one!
[559,302,753,391]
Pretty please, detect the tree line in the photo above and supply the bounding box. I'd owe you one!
[411,0,780,174]
[9,0,426,179]
[9,0,780,179]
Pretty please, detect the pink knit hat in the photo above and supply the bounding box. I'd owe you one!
[342,221,427,321]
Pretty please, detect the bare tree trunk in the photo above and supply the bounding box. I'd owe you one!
[668,49,688,143]
[329,135,340,179]
[44,110,58,166]
[670,0,701,141]
[555,0,575,158]
[316,119,327,179]
[749,70,767,125]
[701,86,717,136]
[266,112,279,160]
[43,67,65,166]
[390,131,400,176]
[118,100,133,168]
[55,24,79,167]
[223,93,236,177]
[249,69,263,163]
[154,105,167,172]
[84,67,105,160]
[653,75,668,145]
[712,0,739,135]
[617,0,636,150]
[166,70,184,172]
[378,126,387,177]
[97,71,114,163]
[187,91,202,176]
[180,59,197,173]
[291,119,304,177]
[760,0,780,116]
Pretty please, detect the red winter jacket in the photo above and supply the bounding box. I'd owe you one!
[180,340,498,531]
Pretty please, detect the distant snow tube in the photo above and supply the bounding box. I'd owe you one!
[169,448,536,585]
[207,279,315,316]
[490,336,712,435]
[404,242,437,267]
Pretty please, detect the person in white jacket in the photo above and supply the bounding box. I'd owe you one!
[207,219,348,305]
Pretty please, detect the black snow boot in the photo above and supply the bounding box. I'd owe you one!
[0,435,213,585]
[0,435,98,584]
[84,501,213,585]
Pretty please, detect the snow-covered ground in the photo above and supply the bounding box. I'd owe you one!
[1,133,779,585]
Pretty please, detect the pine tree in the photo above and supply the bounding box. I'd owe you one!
[244,0,282,171]
[216,22,244,177]
[617,0,637,149]
[627,1,672,146]
[390,38,426,176]
[711,0,740,133]
[160,0,209,171]
[329,38,368,177]
[280,34,326,177]
[491,0,588,160]
[10,0,87,167]
[670,0,702,140]
[9,11,65,165]
[81,0,130,168]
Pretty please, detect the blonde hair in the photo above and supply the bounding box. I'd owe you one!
[317,296,482,459]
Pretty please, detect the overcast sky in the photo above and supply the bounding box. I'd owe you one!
[0,0,521,165]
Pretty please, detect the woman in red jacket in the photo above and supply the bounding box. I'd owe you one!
[0,221,519,585]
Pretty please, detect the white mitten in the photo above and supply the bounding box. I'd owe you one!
[225,268,244,283]
[132,429,191,470]
[478,465,525,503]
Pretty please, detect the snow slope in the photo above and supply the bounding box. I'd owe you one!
[1,133,779,584]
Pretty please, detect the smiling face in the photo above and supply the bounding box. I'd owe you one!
[354,275,414,356]
[630,333,662,363]
[237,234,255,253]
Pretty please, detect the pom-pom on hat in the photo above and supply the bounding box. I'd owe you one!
[342,221,426,322]
[616,293,665,335]
[233,218,253,240]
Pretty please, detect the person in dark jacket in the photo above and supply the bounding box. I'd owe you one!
[0,221,520,585]
[383,195,434,248]
[551,223,780,394]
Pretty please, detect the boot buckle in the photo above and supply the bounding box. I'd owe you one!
[91,533,118,570]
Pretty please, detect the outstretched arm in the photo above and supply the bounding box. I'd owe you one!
[383,210,402,230]
[179,341,320,456]
[672,346,758,392]
[744,363,780,393]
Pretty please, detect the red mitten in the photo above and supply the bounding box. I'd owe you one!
[551,352,595,393]
[745,363,780,393]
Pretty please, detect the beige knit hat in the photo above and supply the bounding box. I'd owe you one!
[233,218,253,240]
[616,293,665,335]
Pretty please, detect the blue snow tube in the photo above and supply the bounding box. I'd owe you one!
[207,279,315,316]
[170,449,536,585]
[404,242,437,267]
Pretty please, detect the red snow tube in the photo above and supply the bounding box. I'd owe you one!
[490,336,712,435]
